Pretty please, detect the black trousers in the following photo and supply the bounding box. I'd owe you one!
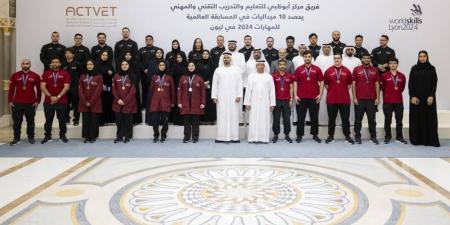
[67,89,80,122]
[115,112,133,139]
[296,99,319,137]
[12,104,36,140]
[383,103,404,139]
[151,112,169,138]
[44,103,67,138]
[354,99,377,138]
[184,115,200,140]
[272,100,291,136]
[327,104,351,137]
[82,112,99,140]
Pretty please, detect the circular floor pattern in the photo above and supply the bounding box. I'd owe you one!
[115,165,363,225]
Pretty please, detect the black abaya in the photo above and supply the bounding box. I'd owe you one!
[408,54,440,147]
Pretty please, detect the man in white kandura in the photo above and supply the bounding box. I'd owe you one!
[212,52,243,143]
[219,40,246,124]
[244,59,276,144]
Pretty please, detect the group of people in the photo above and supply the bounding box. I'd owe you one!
[8,28,440,147]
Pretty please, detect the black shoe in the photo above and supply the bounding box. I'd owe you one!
[89,139,96,143]
[355,137,362,144]
[114,137,123,143]
[124,138,130,143]
[272,135,279,143]
[183,139,189,143]
[60,136,69,143]
[28,137,35,144]
[9,139,21,146]
[345,136,355,145]
[312,136,322,143]
[193,139,198,143]
[73,121,79,126]
[285,136,293,143]
[41,137,52,144]
[371,137,379,145]
[384,137,391,144]
[153,138,158,143]
[296,137,302,143]
[83,139,89,143]
[325,136,334,144]
[396,138,408,144]
[160,138,166,143]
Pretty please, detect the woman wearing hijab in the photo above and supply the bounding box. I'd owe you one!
[408,50,440,147]
[78,59,103,143]
[197,50,216,124]
[188,38,204,65]
[112,60,137,143]
[96,50,115,126]
[165,39,187,68]
[169,53,187,125]
[121,50,143,125]
[178,61,206,143]
[148,61,176,143]
[146,48,168,125]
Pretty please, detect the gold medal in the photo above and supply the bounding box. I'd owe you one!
[337,80,340,84]
[122,86,125,90]
[157,88,161,92]
[161,88,164,92]
[87,86,90,90]
[307,77,310,81]
[189,88,193,92]
[394,87,398,90]
[281,88,284,91]
[22,86,27,90]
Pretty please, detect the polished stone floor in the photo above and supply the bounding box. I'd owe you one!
[0,157,448,225]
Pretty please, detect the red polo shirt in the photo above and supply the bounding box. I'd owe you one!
[294,64,323,99]
[8,71,42,104]
[381,71,406,104]
[41,69,71,104]
[323,65,352,104]
[272,71,294,100]
[352,65,379,100]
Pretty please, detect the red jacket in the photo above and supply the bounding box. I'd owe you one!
[352,65,380,100]
[148,74,176,112]
[8,71,42,104]
[41,69,71,104]
[177,75,206,115]
[78,74,103,113]
[323,65,352,104]
[112,74,137,113]
[381,71,406,104]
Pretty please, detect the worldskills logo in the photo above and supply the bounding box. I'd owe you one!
[388,4,423,32]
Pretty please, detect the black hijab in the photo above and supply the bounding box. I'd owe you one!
[85,59,98,77]
[157,61,167,77]
[171,40,181,55]
[187,61,197,77]
[413,50,435,71]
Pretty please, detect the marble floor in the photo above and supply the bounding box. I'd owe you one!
[0,157,448,225]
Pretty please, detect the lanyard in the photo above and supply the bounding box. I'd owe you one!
[362,68,370,82]
[87,75,93,87]
[52,72,59,86]
[305,66,312,80]
[334,68,342,82]
[280,75,285,88]
[121,75,128,88]
[391,74,398,87]
[158,75,165,88]
[22,73,29,87]
[188,75,195,89]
